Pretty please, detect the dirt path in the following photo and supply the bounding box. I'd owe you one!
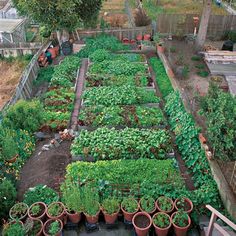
[17,139,71,200]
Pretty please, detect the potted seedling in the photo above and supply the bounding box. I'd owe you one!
[121,197,139,222]
[132,212,152,236]
[174,197,193,214]
[62,182,83,224]
[83,185,100,224]
[25,218,43,236]
[139,196,156,214]
[46,202,65,221]
[153,212,171,236]
[2,221,25,236]
[156,196,174,214]
[102,197,120,224]
[43,219,63,236]
[153,33,164,53]
[9,202,28,221]
[28,202,47,220]
[1,135,19,163]
[171,210,191,236]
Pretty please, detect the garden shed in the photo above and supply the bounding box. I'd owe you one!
[0,18,26,43]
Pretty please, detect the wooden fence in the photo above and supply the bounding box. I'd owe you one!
[77,26,152,40]
[1,41,51,112]
[156,14,236,39]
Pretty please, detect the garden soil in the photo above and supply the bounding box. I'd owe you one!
[17,139,71,200]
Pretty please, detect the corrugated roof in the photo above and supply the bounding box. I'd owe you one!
[0,18,25,33]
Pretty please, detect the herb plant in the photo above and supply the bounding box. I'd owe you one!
[47,202,64,217]
[48,220,60,236]
[102,197,120,215]
[153,213,170,228]
[157,196,173,212]
[122,198,138,213]
[140,196,155,212]
[172,211,189,227]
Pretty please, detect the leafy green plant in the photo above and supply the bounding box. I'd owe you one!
[28,220,42,236]
[71,127,171,160]
[1,134,18,161]
[182,65,189,79]
[9,202,28,220]
[47,202,64,217]
[195,64,205,70]
[153,213,170,228]
[33,66,54,87]
[23,185,59,205]
[140,196,155,212]
[191,55,201,61]
[172,211,189,227]
[122,198,138,213]
[3,100,45,133]
[30,205,41,216]
[197,70,209,77]
[102,197,120,215]
[157,196,173,212]
[89,49,111,62]
[3,221,25,236]
[48,220,60,236]
[150,57,174,98]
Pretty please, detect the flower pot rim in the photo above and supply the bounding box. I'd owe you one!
[132,212,152,231]
[121,204,139,215]
[152,212,172,230]
[46,201,65,219]
[28,219,43,235]
[43,219,63,236]
[84,209,100,218]
[9,202,29,220]
[170,211,191,229]
[28,202,47,219]
[155,196,174,213]
[174,197,193,213]
[102,207,120,216]
[139,198,156,214]
[66,209,82,215]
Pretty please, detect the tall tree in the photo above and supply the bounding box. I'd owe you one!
[12,0,103,42]
[195,0,212,51]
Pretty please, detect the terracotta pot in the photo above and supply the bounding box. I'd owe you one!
[84,210,100,224]
[27,219,43,236]
[9,202,29,221]
[174,198,193,214]
[157,44,164,53]
[6,154,18,163]
[132,212,152,236]
[28,202,47,221]
[139,199,156,215]
[143,34,151,41]
[156,197,174,214]
[43,219,63,236]
[121,204,139,222]
[66,210,81,224]
[102,209,120,224]
[152,212,171,236]
[136,35,143,41]
[46,202,65,221]
[171,212,191,236]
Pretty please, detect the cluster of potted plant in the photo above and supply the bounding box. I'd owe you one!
[131,196,193,236]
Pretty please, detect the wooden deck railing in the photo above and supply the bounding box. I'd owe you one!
[206,205,236,236]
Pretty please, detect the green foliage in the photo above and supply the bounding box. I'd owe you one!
[227,30,236,43]
[9,202,28,220]
[12,0,103,31]
[48,220,60,236]
[83,85,159,107]
[71,127,171,160]
[156,196,173,212]
[23,185,59,205]
[89,49,111,62]
[3,100,45,133]
[0,179,17,221]
[3,222,25,236]
[191,55,201,61]
[197,70,209,77]
[150,58,174,98]
[102,197,120,215]
[200,84,236,161]
[182,65,190,78]
[76,34,129,58]
[122,198,138,213]
[0,134,18,161]
[78,105,166,128]
[65,159,184,196]
[30,205,41,216]
[33,66,54,87]
[195,64,205,70]
[140,196,155,212]
[172,211,189,227]
[153,213,170,228]
[47,202,64,217]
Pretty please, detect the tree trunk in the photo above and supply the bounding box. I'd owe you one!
[195,0,212,51]
[56,29,70,46]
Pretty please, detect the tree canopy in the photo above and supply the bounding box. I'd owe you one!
[12,0,103,31]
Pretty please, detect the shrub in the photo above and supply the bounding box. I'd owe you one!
[191,55,201,61]
[3,100,45,133]
[23,185,59,205]
[0,179,17,221]
[89,49,110,62]
[197,70,209,78]
[33,66,54,87]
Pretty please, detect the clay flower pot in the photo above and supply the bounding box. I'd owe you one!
[102,210,120,224]
[43,219,63,236]
[84,210,100,224]
[27,219,43,236]
[139,197,156,215]
[171,212,191,236]
[9,202,29,221]
[46,202,65,221]
[174,197,193,214]
[28,202,47,221]
[157,44,164,53]
[121,198,139,222]
[132,212,152,236]
[66,210,81,224]
[156,196,174,214]
[152,212,171,236]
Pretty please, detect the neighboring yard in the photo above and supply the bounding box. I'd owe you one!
[130,0,227,20]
